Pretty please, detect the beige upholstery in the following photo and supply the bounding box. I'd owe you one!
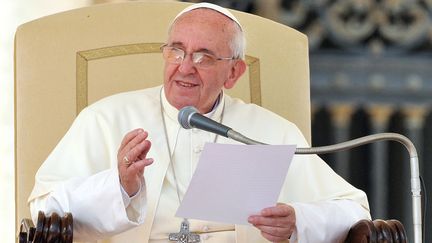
[14,1,310,236]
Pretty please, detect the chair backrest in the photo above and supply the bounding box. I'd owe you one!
[14,1,310,233]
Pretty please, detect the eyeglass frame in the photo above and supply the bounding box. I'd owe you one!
[160,44,238,68]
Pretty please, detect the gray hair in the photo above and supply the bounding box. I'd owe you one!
[230,22,246,59]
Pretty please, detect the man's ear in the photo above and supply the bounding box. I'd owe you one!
[224,59,247,89]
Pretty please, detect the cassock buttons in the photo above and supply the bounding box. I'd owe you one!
[202,225,209,232]
[193,146,202,153]
[200,226,209,241]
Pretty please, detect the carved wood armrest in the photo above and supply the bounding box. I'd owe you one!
[19,211,73,243]
[345,219,407,243]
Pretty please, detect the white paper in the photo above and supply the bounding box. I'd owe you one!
[175,143,296,225]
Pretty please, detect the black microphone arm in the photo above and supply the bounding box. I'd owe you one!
[178,106,422,243]
[178,106,231,137]
[178,106,266,144]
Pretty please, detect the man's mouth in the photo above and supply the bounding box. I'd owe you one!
[176,81,198,88]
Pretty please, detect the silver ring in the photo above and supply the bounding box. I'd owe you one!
[123,155,132,166]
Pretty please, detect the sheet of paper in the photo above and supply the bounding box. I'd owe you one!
[175,143,296,225]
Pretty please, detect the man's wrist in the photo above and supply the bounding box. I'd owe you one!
[120,180,142,207]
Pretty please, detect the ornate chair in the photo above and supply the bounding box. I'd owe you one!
[14,1,405,242]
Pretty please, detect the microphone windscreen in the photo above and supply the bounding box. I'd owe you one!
[178,106,198,129]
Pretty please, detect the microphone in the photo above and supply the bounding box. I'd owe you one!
[178,106,265,144]
[178,106,422,243]
[178,106,232,137]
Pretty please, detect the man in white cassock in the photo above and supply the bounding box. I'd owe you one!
[29,2,371,243]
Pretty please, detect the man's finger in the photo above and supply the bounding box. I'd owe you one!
[120,131,148,157]
[254,225,290,237]
[126,140,151,163]
[248,215,289,227]
[119,129,144,151]
[137,140,152,161]
[128,158,154,174]
[261,204,294,217]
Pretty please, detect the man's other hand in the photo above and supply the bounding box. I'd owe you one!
[248,203,296,242]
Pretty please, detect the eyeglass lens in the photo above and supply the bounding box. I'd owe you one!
[162,46,227,67]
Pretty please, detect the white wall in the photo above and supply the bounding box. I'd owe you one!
[0,0,92,241]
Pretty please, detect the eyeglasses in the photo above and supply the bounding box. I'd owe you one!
[160,44,236,68]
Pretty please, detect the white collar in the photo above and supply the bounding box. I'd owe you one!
[160,87,225,125]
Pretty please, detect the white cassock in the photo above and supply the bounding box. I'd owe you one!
[29,86,370,243]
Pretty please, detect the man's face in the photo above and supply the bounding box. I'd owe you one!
[163,9,245,113]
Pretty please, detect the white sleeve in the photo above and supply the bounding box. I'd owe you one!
[290,199,371,243]
[30,168,148,242]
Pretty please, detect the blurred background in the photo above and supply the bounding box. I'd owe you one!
[2,0,431,242]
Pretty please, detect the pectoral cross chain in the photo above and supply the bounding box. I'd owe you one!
[169,219,200,243]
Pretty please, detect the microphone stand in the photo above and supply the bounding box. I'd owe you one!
[227,131,422,243]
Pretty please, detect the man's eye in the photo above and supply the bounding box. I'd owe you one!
[193,54,203,63]
[195,54,213,65]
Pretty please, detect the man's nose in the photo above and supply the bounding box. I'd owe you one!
[178,55,196,74]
